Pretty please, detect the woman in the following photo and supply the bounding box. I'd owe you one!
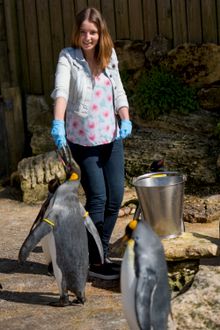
[51,7,132,280]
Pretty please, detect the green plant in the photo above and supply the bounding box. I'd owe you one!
[133,66,198,120]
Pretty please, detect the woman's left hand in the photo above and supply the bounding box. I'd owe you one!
[119,119,132,139]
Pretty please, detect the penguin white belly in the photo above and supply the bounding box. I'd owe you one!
[47,233,63,295]
[41,235,51,264]
[121,240,140,330]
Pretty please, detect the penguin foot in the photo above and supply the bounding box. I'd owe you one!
[71,297,85,305]
[49,296,71,307]
[49,301,71,307]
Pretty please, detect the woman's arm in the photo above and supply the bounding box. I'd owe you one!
[118,106,130,120]
[54,97,67,120]
[51,97,68,149]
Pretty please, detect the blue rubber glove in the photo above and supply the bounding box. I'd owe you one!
[119,119,132,139]
[51,119,67,149]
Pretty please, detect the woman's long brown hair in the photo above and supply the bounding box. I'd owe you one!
[71,7,114,71]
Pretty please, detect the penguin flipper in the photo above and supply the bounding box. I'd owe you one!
[135,268,157,330]
[18,222,52,263]
[29,196,51,233]
[84,214,104,264]
[78,203,104,264]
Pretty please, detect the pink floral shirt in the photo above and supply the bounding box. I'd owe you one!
[66,73,119,146]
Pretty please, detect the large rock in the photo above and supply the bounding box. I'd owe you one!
[162,43,220,88]
[115,40,146,71]
[110,231,220,261]
[172,265,220,329]
[17,151,65,204]
[26,95,54,155]
[163,232,220,261]
[145,34,172,64]
[198,87,220,110]
[159,43,220,111]
[17,151,86,204]
[184,194,220,223]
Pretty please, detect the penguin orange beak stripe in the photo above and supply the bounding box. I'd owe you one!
[69,172,79,181]
[123,219,138,241]
[129,219,138,230]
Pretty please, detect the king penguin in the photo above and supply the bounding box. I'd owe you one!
[120,219,171,330]
[19,145,104,307]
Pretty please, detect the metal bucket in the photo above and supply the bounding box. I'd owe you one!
[133,172,185,239]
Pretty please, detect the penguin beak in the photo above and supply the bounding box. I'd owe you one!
[57,145,81,180]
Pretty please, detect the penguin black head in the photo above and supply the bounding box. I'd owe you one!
[123,219,138,241]
[149,159,165,172]
[48,176,61,194]
[57,145,81,180]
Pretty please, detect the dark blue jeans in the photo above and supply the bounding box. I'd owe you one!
[68,139,124,263]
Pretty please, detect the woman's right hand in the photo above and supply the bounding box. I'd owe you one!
[51,119,67,149]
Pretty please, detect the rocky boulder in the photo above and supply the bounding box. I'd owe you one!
[115,40,146,71]
[26,95,54,155]
[184,194,220,223]
[161,43,220,111]
[198,87,220,110]
[145,34,172,64]
[172,265,220,329]
[17,151,65,204]
[162,43,220,88]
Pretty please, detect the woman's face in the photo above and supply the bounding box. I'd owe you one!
[79,20,99,55]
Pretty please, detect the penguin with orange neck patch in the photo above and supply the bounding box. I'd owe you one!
[19,146,104,306]
[121,219,171,330]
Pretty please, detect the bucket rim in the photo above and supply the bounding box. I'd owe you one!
[132,171,185,187]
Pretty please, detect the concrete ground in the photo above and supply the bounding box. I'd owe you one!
[0,186,131,330]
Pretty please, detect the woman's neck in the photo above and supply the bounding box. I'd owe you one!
[82,48,95,62]
[82,49,100,77]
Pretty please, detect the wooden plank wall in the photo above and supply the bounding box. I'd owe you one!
[0,0,10,87]
[2,0,220,99]
[1,86,25,174]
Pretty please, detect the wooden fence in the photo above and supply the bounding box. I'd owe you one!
[1,0,220,99]
[1,0,220,175]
